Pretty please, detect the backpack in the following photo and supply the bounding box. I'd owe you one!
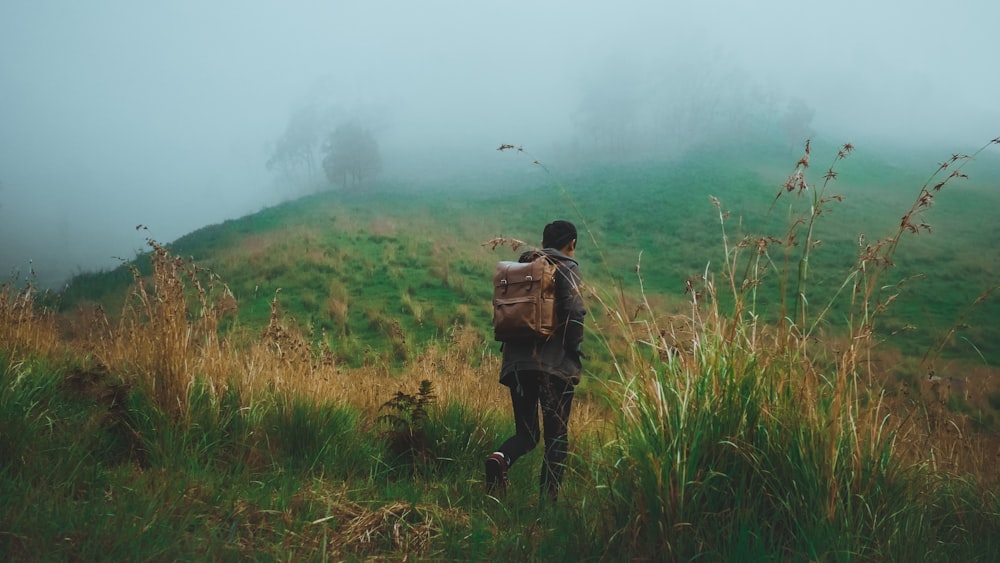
[492,254,558,342]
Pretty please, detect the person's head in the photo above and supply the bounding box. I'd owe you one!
[543,220,577,256]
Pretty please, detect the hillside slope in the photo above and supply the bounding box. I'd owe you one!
[56,142,1000,370]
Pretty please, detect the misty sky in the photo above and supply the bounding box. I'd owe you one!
[2,1,997,288]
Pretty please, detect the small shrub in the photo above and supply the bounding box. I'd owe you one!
[378,380,436,470]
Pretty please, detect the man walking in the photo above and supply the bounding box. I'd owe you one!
[486,220,586,502]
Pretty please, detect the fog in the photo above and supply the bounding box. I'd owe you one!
[2,1,997,288]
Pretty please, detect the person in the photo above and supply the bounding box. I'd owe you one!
[486,220,586,501]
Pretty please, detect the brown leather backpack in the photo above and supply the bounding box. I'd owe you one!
[492,254,557,342]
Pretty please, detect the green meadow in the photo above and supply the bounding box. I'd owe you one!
[4,138,1000,560]
[59,139,1000,373]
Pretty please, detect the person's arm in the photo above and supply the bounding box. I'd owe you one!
[557,261,585,355]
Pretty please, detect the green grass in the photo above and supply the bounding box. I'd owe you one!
[51,142,1000,370]
[9,138,1000,559]
[3,350,998,560]
[0,356,502,560]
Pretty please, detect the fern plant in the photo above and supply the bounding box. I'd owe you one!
[377,379,436,468]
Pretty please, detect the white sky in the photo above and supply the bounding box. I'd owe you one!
[1,1,997,287]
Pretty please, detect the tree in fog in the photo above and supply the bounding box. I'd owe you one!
[266,105,325,189]
[322,122,382,189]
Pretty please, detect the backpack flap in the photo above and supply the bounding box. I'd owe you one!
[492,258,557,342]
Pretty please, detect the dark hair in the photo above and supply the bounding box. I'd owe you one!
[542,220,577,250]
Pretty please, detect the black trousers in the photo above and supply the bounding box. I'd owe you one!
[498,371,575,495]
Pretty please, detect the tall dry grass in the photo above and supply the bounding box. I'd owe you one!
[0,235,605,433]
[552,138,1000,558]
[0,279,61,361]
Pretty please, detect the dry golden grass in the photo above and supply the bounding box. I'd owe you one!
[0,229,994,486]
[0,280,62,359]
[0,239,607,434]
[237,233,278,260]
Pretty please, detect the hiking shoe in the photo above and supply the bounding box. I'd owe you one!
[485,452,509,496]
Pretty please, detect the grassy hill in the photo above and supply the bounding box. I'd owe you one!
[57,138,1000,370]
[6,138,1000,560]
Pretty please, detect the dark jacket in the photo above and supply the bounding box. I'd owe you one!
[499,248,586,387]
